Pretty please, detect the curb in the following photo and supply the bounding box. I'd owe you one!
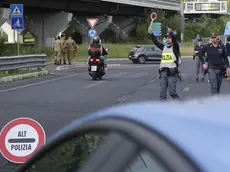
[47,58,128,65]
[0,70,49,83]
[55,64,86,71]
[107,58,128,61]
[55,64,121,71]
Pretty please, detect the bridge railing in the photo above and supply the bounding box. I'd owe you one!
[0,54,47,74]
[184,0,228,14]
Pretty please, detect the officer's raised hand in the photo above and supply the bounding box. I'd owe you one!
[148,27,152,34]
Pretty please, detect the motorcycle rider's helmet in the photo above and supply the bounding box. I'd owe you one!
[93,36,101,44]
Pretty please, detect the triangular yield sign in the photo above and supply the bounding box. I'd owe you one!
[87,18,98,29]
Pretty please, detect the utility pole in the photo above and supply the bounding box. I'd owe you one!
[180,1,185,43]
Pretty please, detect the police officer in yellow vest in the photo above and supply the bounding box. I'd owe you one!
[148,27,181,100]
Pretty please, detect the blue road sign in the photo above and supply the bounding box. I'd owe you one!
[88,29,97,37]
[11,17,24,30]
[152,30,161,37]
[10,4,24,30]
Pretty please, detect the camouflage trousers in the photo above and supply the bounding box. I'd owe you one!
[67,51,76,62]
[54,51,61,61]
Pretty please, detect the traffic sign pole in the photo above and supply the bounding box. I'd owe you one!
[149,12,157,30]
[87,18,99,44]
[10,4,24,56]
[17,32,19,56]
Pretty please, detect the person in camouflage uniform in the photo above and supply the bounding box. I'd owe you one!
[65,35,78,65]
[52,36,63,65]
[60,33,67,64]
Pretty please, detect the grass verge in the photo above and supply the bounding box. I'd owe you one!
[0,69,42,78]
[46,43,194,62]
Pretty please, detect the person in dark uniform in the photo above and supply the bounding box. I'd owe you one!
[148,26,182,100]
[193,38,205,82]
[199,33,230,96]
[226,36,230,80]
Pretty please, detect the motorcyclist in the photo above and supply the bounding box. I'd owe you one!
[88,36,108,72]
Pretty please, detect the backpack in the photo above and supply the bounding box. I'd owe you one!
[88,46,103,57]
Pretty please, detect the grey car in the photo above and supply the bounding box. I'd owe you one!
[128,45,162,64]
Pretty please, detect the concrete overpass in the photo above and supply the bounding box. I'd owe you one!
[0,0,180,46]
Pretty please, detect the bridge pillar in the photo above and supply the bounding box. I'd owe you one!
[71,15,113,44]
[109,17,136,39]
[1,20,23,43]
[24,11,73,47]
[0,8,10,26]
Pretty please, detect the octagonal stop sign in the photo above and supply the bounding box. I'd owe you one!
[150,12,157,21]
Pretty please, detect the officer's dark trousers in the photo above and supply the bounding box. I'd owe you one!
[160,72,180,100]
[196,56,204,79]
[208,68,223,96]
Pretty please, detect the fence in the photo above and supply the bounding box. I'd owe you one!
[0,54,46,73]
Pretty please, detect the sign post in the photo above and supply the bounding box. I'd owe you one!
[0,118,46,163]
[149,12,157,28]
[10,4,24,56]
[87,18,98,39]
[149,12,161,36]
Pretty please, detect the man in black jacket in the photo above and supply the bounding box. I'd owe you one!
[225,36,230,80]
[148,26,181,100]
[199,33,230,96]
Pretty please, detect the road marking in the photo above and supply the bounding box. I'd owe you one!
[129,72,148,78]
[183,84,192,92]
[0,72,88,93]
[110,72,129,78]
[123,65,159,68]
[83,81,107,89]
[116,77,158,103]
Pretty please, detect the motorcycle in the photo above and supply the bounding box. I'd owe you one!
[88,48,109,80]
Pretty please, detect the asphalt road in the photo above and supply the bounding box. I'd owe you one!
[0,58,230,171]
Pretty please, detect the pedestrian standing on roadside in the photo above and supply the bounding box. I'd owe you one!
[65,35,78,65]
[60,33,67,65]
[199,33,230,96]
[53,36,63,65]
[193,38,205,82]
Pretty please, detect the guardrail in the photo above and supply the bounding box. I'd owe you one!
[0,54,46,73]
